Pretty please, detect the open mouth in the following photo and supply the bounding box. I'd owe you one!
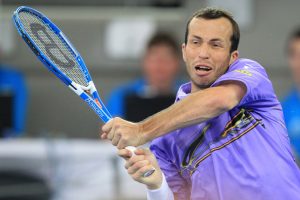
[195,65,212,72]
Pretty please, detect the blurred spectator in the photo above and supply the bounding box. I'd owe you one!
[106,32,183,122]
[0,50,27,137]
[282,27,300,162]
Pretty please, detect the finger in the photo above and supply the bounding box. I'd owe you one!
[118,149,132,159]
[136,165,156,178]
[107,129,115,140]
[131,165,155,181]
[125,154,146,169]
[100,132,108,139]
[111,133,121,146]
[102,118,113,132]
[134,148,151,156]
[117,138,129,150]
[128,160,150,175]
[125,146,137,156]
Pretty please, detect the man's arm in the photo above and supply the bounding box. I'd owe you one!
[101,81,246,148]
[141,81,246,141]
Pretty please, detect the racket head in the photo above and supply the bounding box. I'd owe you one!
[13,6,91,88]
[13,6,112,122]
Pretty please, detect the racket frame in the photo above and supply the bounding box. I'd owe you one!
[13,6,154,178]
[13,6,111,123]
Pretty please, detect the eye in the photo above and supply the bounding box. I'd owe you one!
[192,40,199,44]
[211,42,223,48]
[188,38,202,48]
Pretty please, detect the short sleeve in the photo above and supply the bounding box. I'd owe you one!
[211,59,277,107]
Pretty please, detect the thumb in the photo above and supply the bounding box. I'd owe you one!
[118,149,132,160]
[134,148,152,156]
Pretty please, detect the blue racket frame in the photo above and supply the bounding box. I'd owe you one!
[13,6,155,177]
[13,6,112,123]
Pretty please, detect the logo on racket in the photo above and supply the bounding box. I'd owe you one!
[30,23,75,68]
[94,99,103,109]
[85,98,104,118]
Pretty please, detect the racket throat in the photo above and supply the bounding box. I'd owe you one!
[69,82,100,105]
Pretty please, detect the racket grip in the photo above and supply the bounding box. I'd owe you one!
[125,146,155,177]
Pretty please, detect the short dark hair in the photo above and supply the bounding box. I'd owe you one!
[288,27,300,41]
[146,32,180,56]
[184,7,240,53]
[287,27,300,54]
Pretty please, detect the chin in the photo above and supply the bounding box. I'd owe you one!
[192,78,211,88]
[192,81,211,90]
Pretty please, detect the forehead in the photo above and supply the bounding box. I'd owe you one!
[289,38,300,48]
[188,17,233,41]
[147,44,176,55]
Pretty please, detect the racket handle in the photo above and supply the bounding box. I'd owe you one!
[125,146,155,177]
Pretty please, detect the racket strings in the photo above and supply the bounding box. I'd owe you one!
[19,11,89,87]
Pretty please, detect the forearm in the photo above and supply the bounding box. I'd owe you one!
[141,84,243,141]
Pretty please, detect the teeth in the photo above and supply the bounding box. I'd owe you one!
[196,66,211,71]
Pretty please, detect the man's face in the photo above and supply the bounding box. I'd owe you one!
[182,17,238,92]
[143,44,179,92]
[288,38,300,87]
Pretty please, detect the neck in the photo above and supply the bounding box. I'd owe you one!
[190,82,208,93]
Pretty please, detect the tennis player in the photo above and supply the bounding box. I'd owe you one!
[102,7,300,199]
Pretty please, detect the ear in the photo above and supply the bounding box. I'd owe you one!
[182,43,187,62]
[229,50,239,65]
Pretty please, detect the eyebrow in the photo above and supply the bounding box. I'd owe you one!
[191,35,202,40]
[210,39,224,43]
[191,35,224,42]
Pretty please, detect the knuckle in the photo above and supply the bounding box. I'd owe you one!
[115,131,122,137]
[128,167,135,175]
[122,134,129,141]
[135,162,144,169]
[132,174,140,181]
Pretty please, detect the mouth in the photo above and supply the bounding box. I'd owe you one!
[194,65,212,76]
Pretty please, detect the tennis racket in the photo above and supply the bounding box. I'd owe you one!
[12,6,154,177]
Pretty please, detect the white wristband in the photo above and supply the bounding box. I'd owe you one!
[146,173,174,200]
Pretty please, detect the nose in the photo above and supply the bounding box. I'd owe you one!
[198,43,209,59]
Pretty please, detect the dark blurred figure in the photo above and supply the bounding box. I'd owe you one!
[152,0,183,7]
[0,170,50,200]
[106,32,183,122]
[0,48,27,137]
[282,27,300,163]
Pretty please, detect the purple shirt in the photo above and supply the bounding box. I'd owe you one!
[150,59,300,200]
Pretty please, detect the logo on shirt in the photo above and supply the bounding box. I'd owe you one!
[234,69,252,76]
[180,109,263,176]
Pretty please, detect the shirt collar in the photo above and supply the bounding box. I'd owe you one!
[175,82,192,102]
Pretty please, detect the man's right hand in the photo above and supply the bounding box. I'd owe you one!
[118,148,163,190]
[101,117,147,149]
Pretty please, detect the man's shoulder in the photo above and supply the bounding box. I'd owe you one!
[230,58,265,72]
[224,58,268,82]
